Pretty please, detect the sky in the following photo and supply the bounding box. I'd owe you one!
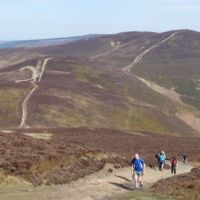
[1,0,200,40]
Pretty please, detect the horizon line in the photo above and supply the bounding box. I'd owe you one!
[1,28,199,42]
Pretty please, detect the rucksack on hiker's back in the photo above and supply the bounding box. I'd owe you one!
[155,154,159,159]
[172,159,177,165]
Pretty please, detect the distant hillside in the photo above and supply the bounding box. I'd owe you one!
[85,29,200,112]
[0,57,197,136]
[0,34,100,49]
[1,29,200,135]
[0,31,156,68]
[125,30,200,111]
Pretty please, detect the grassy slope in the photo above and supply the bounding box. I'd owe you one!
[0,30,200,135]
[150,77,200,110]
[84,30,200,112]
[0,84,30,128]
[128,30,200,111]
[25,57,195,135]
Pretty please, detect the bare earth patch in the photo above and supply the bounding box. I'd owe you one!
[1,130,14,133]
[22,133,53,140]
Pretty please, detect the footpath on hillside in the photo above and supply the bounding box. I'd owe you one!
[0,162,192,200]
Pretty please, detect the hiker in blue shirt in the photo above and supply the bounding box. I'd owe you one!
[131,153,145,189]
[159,151,166,171]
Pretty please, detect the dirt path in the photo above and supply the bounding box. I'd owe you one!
[19,84,38,127]
[0,162,192,200]
[18,58,51,128]
[137,76,182,104]
[122,30,183,73]
[38,58,51,81]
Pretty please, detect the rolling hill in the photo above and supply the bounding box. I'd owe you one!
[0,29,200,136]
[90,29,200,112]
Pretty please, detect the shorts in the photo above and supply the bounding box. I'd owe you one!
[133,171,143,177]
[160,160,165,164]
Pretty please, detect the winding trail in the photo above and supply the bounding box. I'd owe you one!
[18,58,52,128]
[0,162,192,200]
[122,30,183,73]
[15,66,38,83]
[19,85,38,127]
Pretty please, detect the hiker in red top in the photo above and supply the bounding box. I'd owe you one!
[170,157,178,175]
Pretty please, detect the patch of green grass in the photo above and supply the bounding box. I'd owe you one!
[35,155,82,173]
[152,77,200,111]
[34,105,87,127]
[130,108,178,135]
[111,190,170,200]
[0,86,29,128]
[72,64,93,82]
[181,96,200,110]
[35,152,109,173]
[152,77,200,98]
[29,88,182,135]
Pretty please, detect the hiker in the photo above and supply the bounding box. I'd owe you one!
[155,153,160,168]
[170,156,178,175]
[131,153,145,189]
[159,151,166,171]
[183,154,187,164]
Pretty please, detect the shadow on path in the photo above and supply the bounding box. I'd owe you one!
[108,182,133,190]
[115,175,131,182]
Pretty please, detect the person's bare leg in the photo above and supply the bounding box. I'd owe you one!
[132,173,135,187]
[138,174,142,187]
[134,174,139,188]
[161,163,164,171]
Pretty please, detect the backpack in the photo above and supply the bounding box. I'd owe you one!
[172,159,177,166]
[155,154,159,159]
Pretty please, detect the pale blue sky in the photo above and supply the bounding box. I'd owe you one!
[1,0,200,40]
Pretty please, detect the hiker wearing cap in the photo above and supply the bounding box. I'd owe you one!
[131,153,145,189]
[170,156,178,175]
[159,151,166,171]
